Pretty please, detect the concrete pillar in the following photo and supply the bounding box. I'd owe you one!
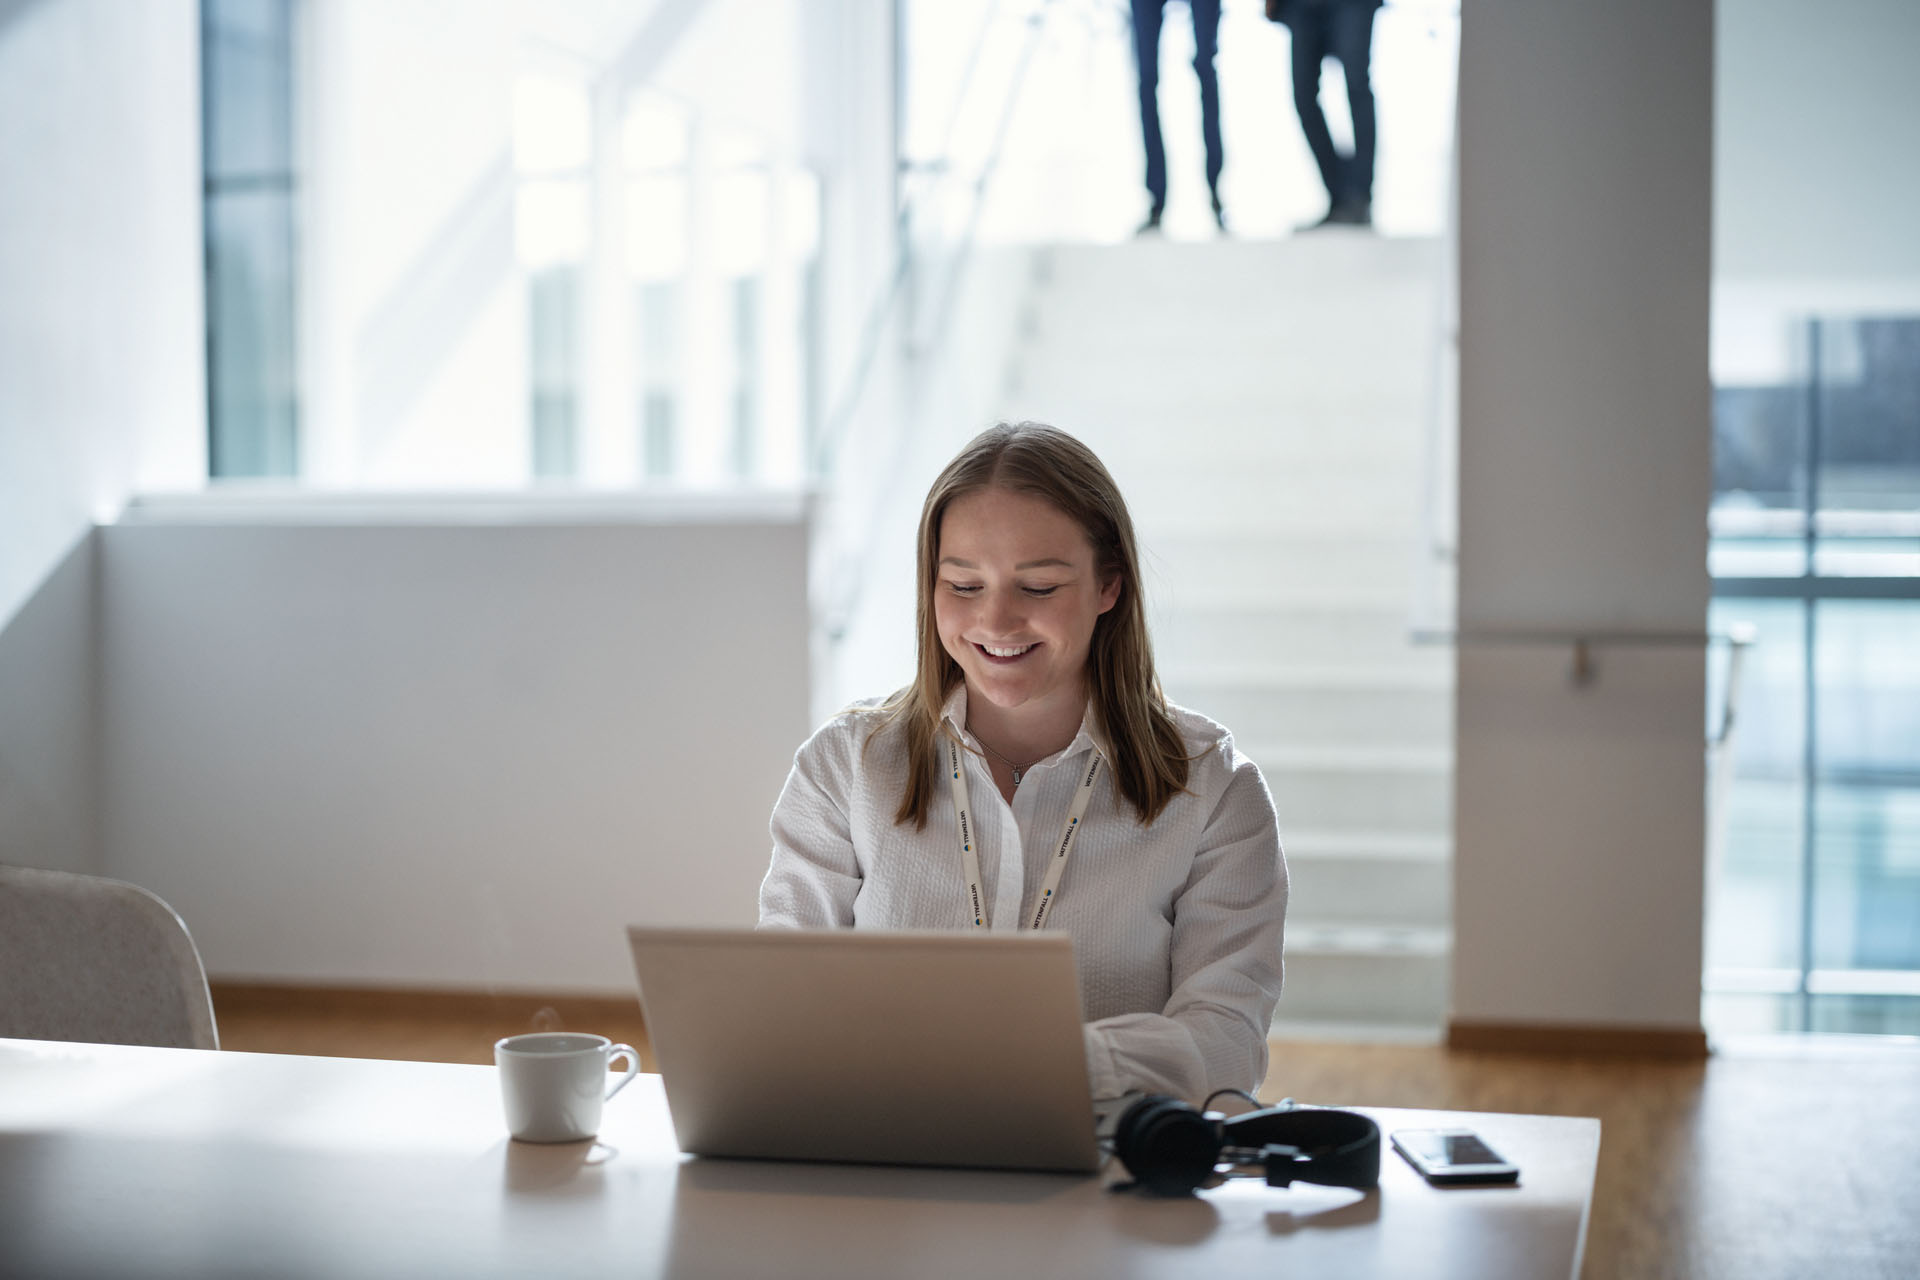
[1451,0,1714,1048]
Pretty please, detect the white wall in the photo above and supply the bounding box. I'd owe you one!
[0,0,202,874]
[97,511,810,993]
[1715,0,1920,286]
[1711,0,1920,385]
[1453,0,1714,1031]
[0,537,95,875]
[0,0,202,626]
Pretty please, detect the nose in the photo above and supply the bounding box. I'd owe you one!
[980,588,1023,637]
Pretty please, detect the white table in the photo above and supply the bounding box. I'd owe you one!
[0,1038,1599,1279]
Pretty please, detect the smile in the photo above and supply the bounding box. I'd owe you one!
[976,642,1036,660]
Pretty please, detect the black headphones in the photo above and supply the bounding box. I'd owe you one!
[1112,1093,1381,1197]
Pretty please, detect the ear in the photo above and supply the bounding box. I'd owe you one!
[1097,571,1123,616]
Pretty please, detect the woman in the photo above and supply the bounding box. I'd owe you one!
[759,422,1286,1102]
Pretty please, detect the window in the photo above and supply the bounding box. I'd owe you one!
[1707,316,1920,1036]
[198,3,819,491]
[202,0,298,478]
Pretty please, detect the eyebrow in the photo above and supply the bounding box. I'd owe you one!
[938,556,1075,571]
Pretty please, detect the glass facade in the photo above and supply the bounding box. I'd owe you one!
[202,0,298,478]
[1708,316,1920,1037]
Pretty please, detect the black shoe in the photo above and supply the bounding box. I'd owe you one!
[1211,196,1228,233]
[1298,199,1372,232]
[1136,207,1164,236]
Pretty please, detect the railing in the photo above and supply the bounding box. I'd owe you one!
[1421,625,1761,1019]
[808,0,1048,482]
[1412,625,1755,691]
[1412,11,1462,637]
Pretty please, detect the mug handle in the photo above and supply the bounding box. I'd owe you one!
[604,1044,641,1102]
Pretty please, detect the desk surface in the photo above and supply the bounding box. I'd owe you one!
[0,1038,1599,1279]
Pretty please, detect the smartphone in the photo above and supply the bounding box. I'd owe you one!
[1390,1128,1520,1185]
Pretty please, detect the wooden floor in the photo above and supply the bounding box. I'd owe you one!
[214,989,1919,1280]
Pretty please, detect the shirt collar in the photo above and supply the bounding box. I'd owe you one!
[939,682,1110,765]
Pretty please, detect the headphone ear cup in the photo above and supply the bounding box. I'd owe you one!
[1113,1095,1221,1196]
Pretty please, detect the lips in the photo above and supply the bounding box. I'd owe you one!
[975,642,1037,663]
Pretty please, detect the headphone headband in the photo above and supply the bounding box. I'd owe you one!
[1222,1104,1380,1189]
[1113,1094,1381,1196]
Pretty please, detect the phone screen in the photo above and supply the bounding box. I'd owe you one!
[1392,1128,1519,1182]
[1408,1132,1502,1167]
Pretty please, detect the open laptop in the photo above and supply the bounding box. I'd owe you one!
[626,926,1102,1174]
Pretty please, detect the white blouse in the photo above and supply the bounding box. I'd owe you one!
[757,684,1288,1102]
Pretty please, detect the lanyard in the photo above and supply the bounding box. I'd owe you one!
[945,730,1102,931]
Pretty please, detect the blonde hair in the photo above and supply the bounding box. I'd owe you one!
[873,422,1189,828]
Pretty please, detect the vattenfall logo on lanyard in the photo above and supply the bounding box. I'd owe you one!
[945,729,1102,932]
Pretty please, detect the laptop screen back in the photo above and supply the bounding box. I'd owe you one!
[627,927,1100,1174]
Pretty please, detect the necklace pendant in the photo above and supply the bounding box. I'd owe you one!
[1010,766,1024,786]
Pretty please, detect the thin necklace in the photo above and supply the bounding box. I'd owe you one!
[970,729,1041,786]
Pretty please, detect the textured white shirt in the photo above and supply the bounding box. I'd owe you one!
[757,684,1288,1102]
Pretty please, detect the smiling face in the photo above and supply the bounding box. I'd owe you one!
[933,486,1122,729]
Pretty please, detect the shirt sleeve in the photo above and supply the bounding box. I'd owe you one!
[757,720,864,928]
[1081,750,1287,1101]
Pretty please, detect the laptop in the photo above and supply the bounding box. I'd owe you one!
[626,926,1103,1174]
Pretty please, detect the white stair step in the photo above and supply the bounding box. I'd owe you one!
[1027,288,1435,348]
[1004,379,1429,430]
[1287,922,1452,957]
[1168,675,1451,750]
[1016,417,1430,466]
[1125,474,1425,515]
[1274,946,1449,1024]
[1133,503,1423,543]
[1037,236,1443,299]
[1144,535,1420,605]
[1284,829,1451,862]
[1163,663,1448,690]
[1151,606,1448,671]
[1116,447,1425,481]
[1253,745,1451,770]
[1286,858,1452,929]
[1013,331,1435,393]
[1022,409,1429,461]
[1256,747,1452,833]
[1267,1018,1444,1045]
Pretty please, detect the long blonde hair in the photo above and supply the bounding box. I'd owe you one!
[874,422,1189,828]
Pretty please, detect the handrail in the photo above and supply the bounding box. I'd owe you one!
[1412,623,1757,690]
[905,5,1049,365]
[1412,10,1463,635]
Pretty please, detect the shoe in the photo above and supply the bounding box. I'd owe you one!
[1298,199,1372,232]
[1135,207,1164,236]
[1211,196,1228,233]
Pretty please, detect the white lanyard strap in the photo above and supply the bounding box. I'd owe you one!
[946,733,989,928]
[1027,750,1101,930]
[946,729,1102,931]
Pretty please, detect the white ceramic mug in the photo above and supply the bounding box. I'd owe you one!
[495,1032,640,1143]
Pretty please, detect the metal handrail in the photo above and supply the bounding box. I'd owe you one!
[1412,623,1757,695]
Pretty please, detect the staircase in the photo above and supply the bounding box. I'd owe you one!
[999,234,1450,1038]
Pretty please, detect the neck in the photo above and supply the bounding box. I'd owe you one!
[964,682,1088,765]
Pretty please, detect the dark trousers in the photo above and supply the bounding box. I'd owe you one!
[1131,0,1223,213]
[1290,3,1377,206]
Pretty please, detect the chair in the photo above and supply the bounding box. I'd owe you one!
[0,864,220,1050]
